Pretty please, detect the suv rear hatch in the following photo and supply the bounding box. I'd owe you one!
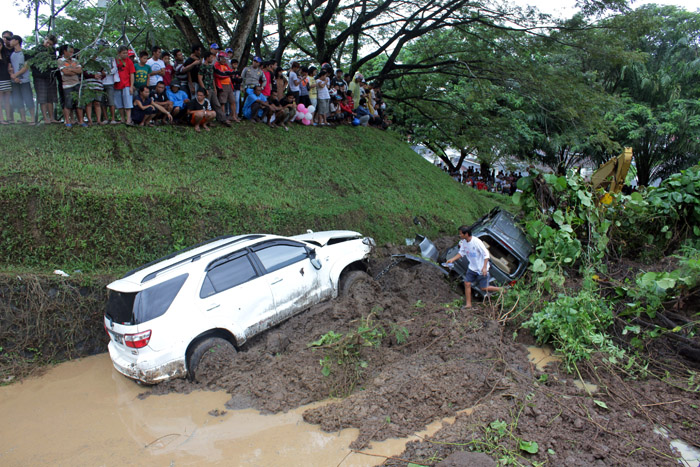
[104,274,189,353]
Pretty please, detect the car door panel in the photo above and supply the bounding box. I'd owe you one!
[198,252,275,341]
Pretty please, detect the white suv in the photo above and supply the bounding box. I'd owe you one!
[104,230,375,384]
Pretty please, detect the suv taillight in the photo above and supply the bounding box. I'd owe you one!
[125,330,152,348]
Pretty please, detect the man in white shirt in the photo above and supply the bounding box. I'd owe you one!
[146,46,165,87]
[446,226,502,309]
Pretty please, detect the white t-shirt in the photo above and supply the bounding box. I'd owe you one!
[146,58,165,86]
[101,58,118,85]
[288,70,300,92]
[317,77,330,99]
[458,236,490,273]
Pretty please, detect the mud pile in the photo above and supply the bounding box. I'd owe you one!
[141,249,699,466]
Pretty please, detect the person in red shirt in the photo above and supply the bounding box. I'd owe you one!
[261,61,273,97]
[213,52,238,123]
[340,92,354,124]
[161,51,174,87]
[114,45,135,125]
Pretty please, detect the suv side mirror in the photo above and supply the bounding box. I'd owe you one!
[308,248,322,270]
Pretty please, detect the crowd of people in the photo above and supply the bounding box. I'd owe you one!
[0,33,391,132]
[437,162,523,195]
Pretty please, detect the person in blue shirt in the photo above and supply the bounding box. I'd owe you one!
[354,97,371,126]
[166,79,189,121]
[242,85,270,122]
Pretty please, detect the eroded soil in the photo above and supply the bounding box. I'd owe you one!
[141,242,700,466]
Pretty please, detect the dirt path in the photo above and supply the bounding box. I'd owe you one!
[139,250,700,466]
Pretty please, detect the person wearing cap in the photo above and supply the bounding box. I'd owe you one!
[166,79,189,121]
[209,43,220,55]
[241,56,266,91]
[214,51,239,123]
[114,45,135,125]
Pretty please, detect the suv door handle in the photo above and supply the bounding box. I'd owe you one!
[271,278,283,285]
[207,303,220,311]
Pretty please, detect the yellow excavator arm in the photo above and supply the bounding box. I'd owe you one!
[591,147,633,194]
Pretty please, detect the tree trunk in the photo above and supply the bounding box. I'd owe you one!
[185,0,221,45]
[158,0,202,47]
[230,0,263,62]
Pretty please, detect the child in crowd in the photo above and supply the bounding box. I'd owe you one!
[134,51,151,89]
[298,66,310,107]
[229,59,242,118]
[288,61,300,103]
[114,45,135,125]
[9,35,35,124]
[307,66,317,109]
[314,69,330,126]
[161,51,174,87]
[187,88,215,131]
[150,81,174,122]
[82,68,104,125]
[354,97,370,126]
[132,85,172,126]
[146,46,165,88]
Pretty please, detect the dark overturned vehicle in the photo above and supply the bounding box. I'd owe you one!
[384,208,532,297]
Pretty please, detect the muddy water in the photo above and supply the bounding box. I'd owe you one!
[0,354,452,466]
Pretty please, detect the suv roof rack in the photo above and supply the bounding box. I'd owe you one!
[121,235,264,282]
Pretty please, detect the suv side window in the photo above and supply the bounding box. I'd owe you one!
[200,254,257,298]
[255,244,308,274]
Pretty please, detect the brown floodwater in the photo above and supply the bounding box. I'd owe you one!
[0,354,453,466]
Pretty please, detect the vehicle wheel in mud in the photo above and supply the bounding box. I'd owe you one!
[187,337,236,383]
[339,270,374,296]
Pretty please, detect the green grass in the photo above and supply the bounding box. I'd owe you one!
[0,123,508,273]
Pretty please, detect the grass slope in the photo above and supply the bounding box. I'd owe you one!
[0,123,506,273]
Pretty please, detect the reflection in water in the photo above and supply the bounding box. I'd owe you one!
[0,354,455,466]
[526,345,561,371]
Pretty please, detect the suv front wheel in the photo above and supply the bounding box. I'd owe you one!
[187,337,236,383]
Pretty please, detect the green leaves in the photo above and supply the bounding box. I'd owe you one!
[519,440,539,454]
[593,400,609,410]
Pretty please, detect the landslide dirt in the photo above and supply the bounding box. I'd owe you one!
[142,241,700,466]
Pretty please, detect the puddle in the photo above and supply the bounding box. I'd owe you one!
[0,354,457,466]
[573,380,598,394]
[526,345,561,371]
[654,426,700,467]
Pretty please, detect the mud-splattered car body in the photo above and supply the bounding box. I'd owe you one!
[104,231,374,384]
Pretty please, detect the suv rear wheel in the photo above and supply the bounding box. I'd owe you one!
[188,337,236,383]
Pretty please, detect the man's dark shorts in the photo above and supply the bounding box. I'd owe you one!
[464,270,489,289]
